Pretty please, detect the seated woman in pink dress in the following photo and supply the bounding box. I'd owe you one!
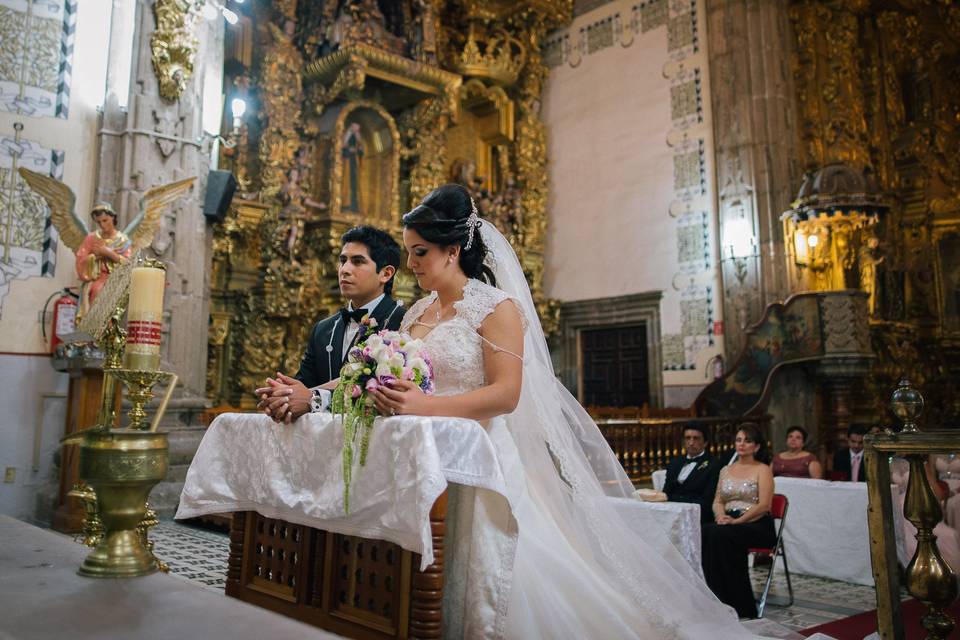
[771,426,823,479]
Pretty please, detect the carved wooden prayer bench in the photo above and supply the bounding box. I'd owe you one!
[225,492,448,639]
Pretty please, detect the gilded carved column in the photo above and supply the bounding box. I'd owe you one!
[789,0,872,173]
[514,33,554,329]
[258,1,303,202]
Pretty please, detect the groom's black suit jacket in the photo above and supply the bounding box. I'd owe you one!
[294,295,403,388]
[663,451,722,524]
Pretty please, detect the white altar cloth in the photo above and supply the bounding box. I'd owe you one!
[609,498,703,578]
[176,413,513,571]
[775,476,908,586]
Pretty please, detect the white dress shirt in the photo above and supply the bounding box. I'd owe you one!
[342,293,385,360]
[312,293,385,413]
[678,453,705,484]
[850,449,863,481]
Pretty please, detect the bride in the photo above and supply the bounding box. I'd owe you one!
[369,184,761,638]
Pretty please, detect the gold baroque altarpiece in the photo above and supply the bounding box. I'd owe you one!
[785,0,960,426]
[208,0,571,408]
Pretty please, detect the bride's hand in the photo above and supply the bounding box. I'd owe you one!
[371,380,431,417]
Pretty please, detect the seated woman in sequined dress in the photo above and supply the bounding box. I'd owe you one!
[771,426,823,479]
[701,423,776,619]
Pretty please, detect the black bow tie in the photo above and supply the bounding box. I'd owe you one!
[340,308,367,324]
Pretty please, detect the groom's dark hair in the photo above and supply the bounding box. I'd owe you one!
[402,183,496,286]
[341,225,401,294]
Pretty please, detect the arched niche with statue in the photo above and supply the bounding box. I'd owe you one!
[311,100,400,226]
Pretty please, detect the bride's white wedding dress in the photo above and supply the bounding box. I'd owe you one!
[400,221,761,639]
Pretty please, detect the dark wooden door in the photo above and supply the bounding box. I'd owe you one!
[580,324,649,408]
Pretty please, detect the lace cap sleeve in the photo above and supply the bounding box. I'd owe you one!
[400,293,436,333]
[455,279,528,332]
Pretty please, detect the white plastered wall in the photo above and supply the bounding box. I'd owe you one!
[541,0,724,406]
[0,0,111,519]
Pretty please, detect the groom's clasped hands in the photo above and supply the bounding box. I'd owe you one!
[255,372,313,424]
[256,372,431,423]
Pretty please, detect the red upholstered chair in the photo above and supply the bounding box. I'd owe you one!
[827,470,849,481]
[750,493,794,617]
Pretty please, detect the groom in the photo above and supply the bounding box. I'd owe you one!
[256,225,404,422]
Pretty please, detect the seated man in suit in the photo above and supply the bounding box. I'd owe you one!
[663,426,722,524]
[256,225,403,422]
[832,425,868,481]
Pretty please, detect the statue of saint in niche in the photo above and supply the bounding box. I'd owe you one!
[341,122,364,213]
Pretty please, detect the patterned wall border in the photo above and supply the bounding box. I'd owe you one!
[544,0,698,69]
[42,149,63,275]
[0,130,63,314]
[0,0,76,119]
[55,0,77,119]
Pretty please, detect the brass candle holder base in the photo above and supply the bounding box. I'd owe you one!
[109,369,176,431]
[77,429,168,578]
[78,530,160,578]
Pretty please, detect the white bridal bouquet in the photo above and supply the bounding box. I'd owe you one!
[331,321,434,512]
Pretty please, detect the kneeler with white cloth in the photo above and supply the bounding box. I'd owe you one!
[177,412,516,639]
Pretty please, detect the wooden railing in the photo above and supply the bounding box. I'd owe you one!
[594,415,773,485]
[866,431,960,640]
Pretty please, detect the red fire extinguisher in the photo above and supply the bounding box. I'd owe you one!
[45,288,79,353]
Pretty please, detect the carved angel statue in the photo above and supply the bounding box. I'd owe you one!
[17,169,194,316]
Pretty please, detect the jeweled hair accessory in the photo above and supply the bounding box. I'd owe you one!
[464,197,481,250]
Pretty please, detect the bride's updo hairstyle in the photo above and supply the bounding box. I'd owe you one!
[402,183,496,286]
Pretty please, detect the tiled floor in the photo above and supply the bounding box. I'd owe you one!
[748,559,883,631]
[151,520,230,592]
[148,519,884,632]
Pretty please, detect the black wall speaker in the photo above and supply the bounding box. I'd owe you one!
[202,170,237,222]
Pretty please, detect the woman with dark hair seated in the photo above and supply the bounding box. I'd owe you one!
[701,423,776,619]
[772,426,823,479]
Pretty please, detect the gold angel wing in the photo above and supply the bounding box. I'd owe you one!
[125,177,195,251]
[17,168,86,251]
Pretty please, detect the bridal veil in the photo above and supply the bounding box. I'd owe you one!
[479,220,756,638]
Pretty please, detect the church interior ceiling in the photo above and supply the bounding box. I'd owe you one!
[208,0,572,408]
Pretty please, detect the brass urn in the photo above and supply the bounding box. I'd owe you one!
[77,430,169,577]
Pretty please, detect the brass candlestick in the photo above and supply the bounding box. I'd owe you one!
[110,369,178,431]
[67,257,179,578]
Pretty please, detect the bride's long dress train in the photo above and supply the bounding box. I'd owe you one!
[402,273,758,639]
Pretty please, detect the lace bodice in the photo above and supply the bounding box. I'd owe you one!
[716,467,760,512]
[401,279,521,397]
